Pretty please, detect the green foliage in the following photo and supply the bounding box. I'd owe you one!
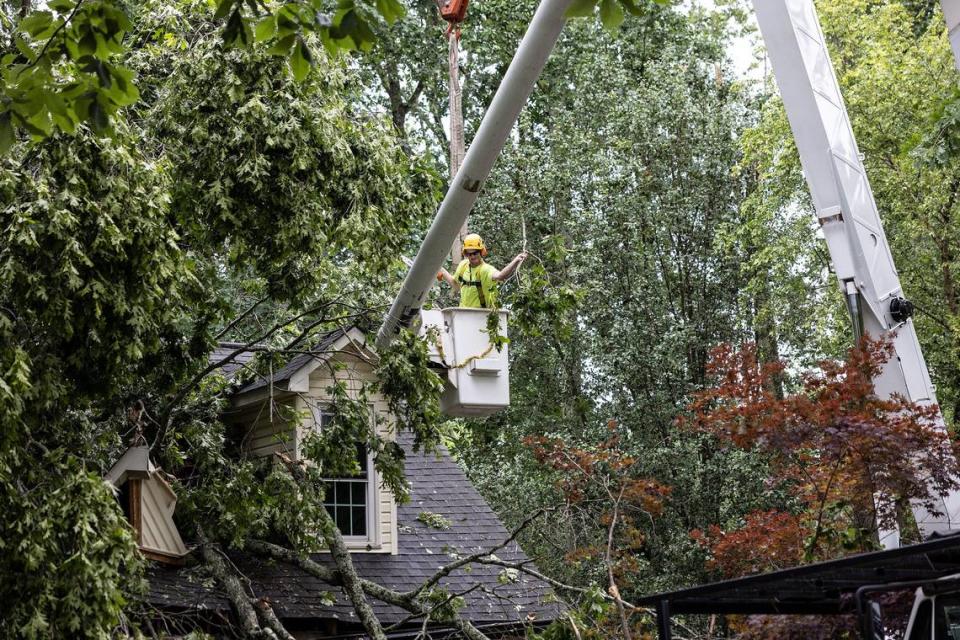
[416,511,452,530]
[529,586,623,640]
[0,0,437,632]
[0,0,139,146]
[423,587,466,623]
[0,127,189,432]
[375,328,445,454]
[149,24,436,303]
[0,0,411,146]
[505,236,582,341]
[566,0,669,33]
[0,451,144,639]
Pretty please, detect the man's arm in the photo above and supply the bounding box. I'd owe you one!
[492,251,528,282]
[438,267,461,291]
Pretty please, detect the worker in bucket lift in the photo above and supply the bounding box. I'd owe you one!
[436,233,527,308]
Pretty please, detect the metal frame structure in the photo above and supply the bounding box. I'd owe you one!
[637,532,960,639]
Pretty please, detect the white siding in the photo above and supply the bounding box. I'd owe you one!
[237,397,300,459]
[140,476,188,557]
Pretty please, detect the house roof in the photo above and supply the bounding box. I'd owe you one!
[146,432,561,633]
[635,531,960,617]
[208,341,261,379]
[207,329,362,394]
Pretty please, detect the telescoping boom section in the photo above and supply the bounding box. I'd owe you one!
[753,0,960,541]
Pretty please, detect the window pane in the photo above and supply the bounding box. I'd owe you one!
[355,443,368,478]
[325,444,368,479]
[937,595,960,639]
[352,481,366,504]
[322,442,371,539]
[336,507,351,535]
[335,482,350,504]
[351,506,367,537]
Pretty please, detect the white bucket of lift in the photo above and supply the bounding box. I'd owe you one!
[418,307,510,417]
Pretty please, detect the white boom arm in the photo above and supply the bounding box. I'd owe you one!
[941,0,960,70]
[375,0,572,350]
[754,0,960,543]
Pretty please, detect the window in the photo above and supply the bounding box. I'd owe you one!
[323,443,369,537]
[936,594,960,640]
[313,408,373,541]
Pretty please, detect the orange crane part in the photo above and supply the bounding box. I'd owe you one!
[439,0,469,27]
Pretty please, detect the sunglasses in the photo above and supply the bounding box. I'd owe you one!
[464,250,481,257]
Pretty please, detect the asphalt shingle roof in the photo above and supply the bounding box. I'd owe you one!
[147,432,560,632]
[208,341,259,379]
[235,329,347,394]
[205,330,348,393]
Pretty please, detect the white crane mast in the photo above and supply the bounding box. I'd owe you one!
[753,0,960,543]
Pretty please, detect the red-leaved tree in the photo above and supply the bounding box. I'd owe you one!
[681,336,959,638]
[684,336,959,569]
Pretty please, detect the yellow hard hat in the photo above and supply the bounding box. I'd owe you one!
[463,233,488,257]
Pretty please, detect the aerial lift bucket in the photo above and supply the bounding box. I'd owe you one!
[419,308,510,416]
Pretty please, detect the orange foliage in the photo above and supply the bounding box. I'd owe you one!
[525,420,671,595]
[691,510,805,577]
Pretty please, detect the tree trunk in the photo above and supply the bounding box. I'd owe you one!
[448,34,467,264]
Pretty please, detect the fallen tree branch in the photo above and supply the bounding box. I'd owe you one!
[254,598,296,640]
[405,507,550,601]
[245,539,491,640]
[198,529,273,639]
[472,557,642,612]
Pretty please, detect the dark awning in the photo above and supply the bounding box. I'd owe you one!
[635,532,960,639]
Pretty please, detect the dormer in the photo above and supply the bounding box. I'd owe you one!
[223,328,397,553]
[105,443,188,563]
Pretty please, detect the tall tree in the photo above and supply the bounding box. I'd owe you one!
[0,1,440,635]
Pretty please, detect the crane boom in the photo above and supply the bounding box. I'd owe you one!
[375,0,572,350]
[942,0,960,70]
[753,0,960,543]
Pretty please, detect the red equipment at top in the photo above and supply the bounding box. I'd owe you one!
[439,0,469,25]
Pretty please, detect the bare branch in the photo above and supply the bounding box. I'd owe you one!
[154,301,355,446]
[214,294,272,342]
[406,508,550,600]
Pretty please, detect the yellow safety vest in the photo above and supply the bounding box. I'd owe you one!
[453,260,497,308]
